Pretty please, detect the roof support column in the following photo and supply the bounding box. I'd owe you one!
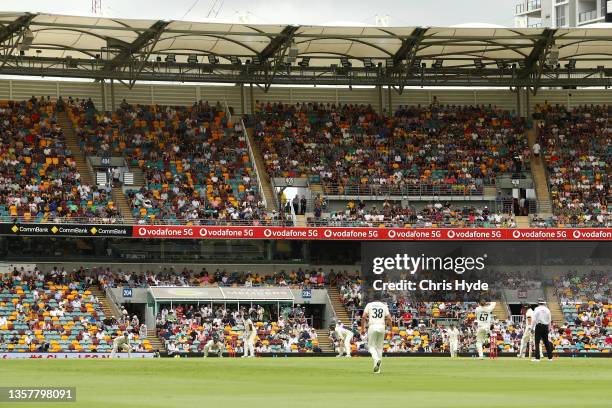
[110,79,116,112]
[249,83,255,114]
[377,85,383,115]
[387,85,393,115]
[100,79,107,111]
[240,83,246,115]
[515,87,525,117]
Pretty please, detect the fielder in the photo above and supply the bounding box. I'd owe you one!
[203,331,225,358]
[474,300,496,359]
[361,294,391,374]
[447,324,460,358]
[518,304,538,358]
[242,311,257,358]
[110,331,132,358]
[330,322,353,358]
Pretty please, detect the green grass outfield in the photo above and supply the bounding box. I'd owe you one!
[1,357,611,408]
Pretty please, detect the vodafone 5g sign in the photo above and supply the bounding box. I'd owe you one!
[129,226,612,241]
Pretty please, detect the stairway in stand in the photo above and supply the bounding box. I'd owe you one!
[492,300,509,322]
[245,128,277,211]
[89,287,115,319]
[147,329,165,352]
[543,286,564,325]
[294,214,307,227]
[314,329,334,353]
[527,128,553,215]
[57,112,93,185]
[112,187,135,224]
[326,286,352,325]
[515,216,530,228]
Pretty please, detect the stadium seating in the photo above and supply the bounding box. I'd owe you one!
[335,272,610,354]
[308,201,516,228]
[0,267,151,353]
[253,102,529,195]
[553,272,611,353]
[69,100,284,225]
[156,304,318,354]
[96,267,328,288]
[536,104,610,227]
[0,98,120,224]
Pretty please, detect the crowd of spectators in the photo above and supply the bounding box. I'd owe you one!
[552,270,611,352]
[156,303,319,355]
[0,97,120,224]
[536,104,610,227]
[69,99,286,225]
[93,266,329,289]
[0,266,152,353]
[253,101,529,195]
[309,200,516,228]
[334,270,610,354]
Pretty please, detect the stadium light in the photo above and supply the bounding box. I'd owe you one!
[433,59,443,69]
[385,58,394,68]
[496,60,507,70]
[230,56,242,65]
[547,44,559,66]
[298,57,310,67]
[252,56,262,65]
[565,59,576,70]
[165,54,176,63]
[363,58,374,69]
[474,59,485,70]
[187,55,198,64]
[207,55,219,64]
[340,57,352,68]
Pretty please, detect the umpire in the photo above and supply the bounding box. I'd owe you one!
[531,299,553,362]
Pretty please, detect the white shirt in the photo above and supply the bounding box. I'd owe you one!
[114,335,130,346]
[532,305,552,329]
[244,318,255,335]
[475,302,496,328]
[447,327,460,342]
[363,301,390,329]
[334,325,352,341]
[524,308,534,331]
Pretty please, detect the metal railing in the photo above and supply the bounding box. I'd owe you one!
[135,218,295,226]
[515,0,541,14]
[239,112,268,209]
[0,216,125,225]
[578,9,598,23]
[307,217,516,228]
[321,182,488,198]
[104,286,124,318]
[0,216,294,227]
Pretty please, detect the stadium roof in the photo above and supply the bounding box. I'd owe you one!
[1,12,612,89]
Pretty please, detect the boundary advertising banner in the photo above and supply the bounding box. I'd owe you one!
[0,353,153,359]
[1,223,611,240]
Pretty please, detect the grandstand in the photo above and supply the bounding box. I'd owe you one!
[0,11,609,361]
[0,8,609,408]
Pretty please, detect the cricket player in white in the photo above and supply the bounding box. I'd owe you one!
[242,312,257,358]
[518,305,536,358]
[110,332,132,358]
[330,323,353,358]
[474,300,496,359]
[203,331,225,358]
[447,324,460,358]
[361,296,391,374]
